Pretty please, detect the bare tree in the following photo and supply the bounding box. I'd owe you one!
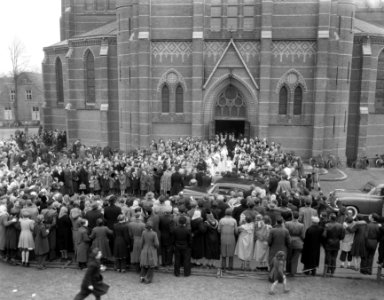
[8,38,29,124]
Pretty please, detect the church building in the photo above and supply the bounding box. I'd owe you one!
[42,0,384,163]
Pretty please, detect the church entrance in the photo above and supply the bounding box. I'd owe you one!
[215,120,245,138]
[211,84,250,138]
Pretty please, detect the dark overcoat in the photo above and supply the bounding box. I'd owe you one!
[301,223,324,268]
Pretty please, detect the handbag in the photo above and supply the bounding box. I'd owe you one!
[93,282,110,297]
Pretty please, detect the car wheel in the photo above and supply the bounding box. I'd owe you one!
[346,206,358,219]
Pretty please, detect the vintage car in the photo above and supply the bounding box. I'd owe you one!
[329,181,384,218]
[181,177,263,201]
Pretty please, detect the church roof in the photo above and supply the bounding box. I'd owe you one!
[74,21,117,38]
[354,18,384,36]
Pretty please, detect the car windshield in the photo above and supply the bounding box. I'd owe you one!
[360,181,376,193]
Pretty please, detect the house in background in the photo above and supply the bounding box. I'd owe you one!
[0,72,44,127]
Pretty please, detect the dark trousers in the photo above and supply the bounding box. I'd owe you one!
[140,266,154,283]
[286,248,302,275]
[37,254,47,266]
[115,258,126,271]
[378,242,384,265]
[303,264,317,276]
[161,244,174,266]
[363,249,376,275]
[74,288,101,300]
[325,250,338,274]
[339,250,352,262]
[174,247,191,277]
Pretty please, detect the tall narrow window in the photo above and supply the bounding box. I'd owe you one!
[175,84,184,113]
[96,0,105,10]
[26,90,32,100]
[375,50,384,113]
[161,85,170,113]
[9,89,15,102]
[85,50,96,104]
[293,86,302,115]
[210,5,222,31]
[279,86,288,115]
[85,0,94,10]
[55,58,64,104]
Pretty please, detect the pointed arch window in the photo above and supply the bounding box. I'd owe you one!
[161,85,170,113]
[85,50,96,104]
[279,86,288,115]
[375,50,384,112]
[55,58,64,104]
[175,84,184,113]
[293,86,302,115]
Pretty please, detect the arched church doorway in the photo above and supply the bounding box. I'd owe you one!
[213,84,250,138]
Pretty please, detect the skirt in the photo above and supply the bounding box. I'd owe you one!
[18,230,35,250]
[253,240,269,265]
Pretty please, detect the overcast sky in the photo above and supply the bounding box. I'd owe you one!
[0,0,61,76]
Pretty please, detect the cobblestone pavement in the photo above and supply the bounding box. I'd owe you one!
[0,162,383,300]
[0,262,382,300]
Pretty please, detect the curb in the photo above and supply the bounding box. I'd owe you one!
[320,168,348,182]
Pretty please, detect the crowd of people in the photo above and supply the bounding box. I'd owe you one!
[0,130,383,295]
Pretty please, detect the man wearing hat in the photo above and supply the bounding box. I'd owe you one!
[301,216,324,276]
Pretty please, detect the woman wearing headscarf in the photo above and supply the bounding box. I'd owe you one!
[204,210,220,269]
[57,206,73,261]
[18,211,35,267]
[253,214,272,270]
[34,214,49,269]
[191,210,206,267]
[140,221,160,284]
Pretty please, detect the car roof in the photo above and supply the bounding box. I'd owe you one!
[215,177,261,185]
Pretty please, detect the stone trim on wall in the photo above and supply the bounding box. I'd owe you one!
[271,41,317,63]
[151,42,193,63]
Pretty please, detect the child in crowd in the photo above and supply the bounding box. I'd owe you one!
[269,251,289,295]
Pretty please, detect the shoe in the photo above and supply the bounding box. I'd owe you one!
[269,291,275,295]
[340,265,344,268]
[140,277,145,283]
[284,289,290,293]
[26,263,30,267]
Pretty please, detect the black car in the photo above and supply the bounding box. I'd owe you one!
[181,177,263,201]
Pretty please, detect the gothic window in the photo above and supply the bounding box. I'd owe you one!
[55,58,64,104]
[375,50,384,113]
[161,85,170,113]
[279,86,288,115]
[85,50,96,104]
[293,86,302,115]
[175,84,183,113]
[215,85,246,118]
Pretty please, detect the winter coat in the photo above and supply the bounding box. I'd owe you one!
[34,223,49,256]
